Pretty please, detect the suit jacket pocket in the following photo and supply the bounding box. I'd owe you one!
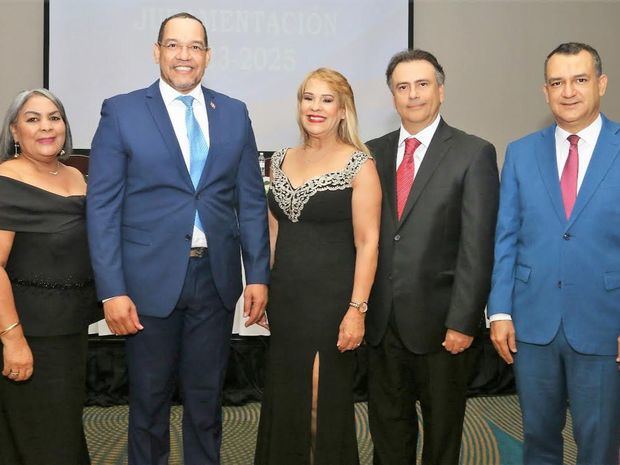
[122,226,152,246]
[514,264,531,283]
[603,271,620,291]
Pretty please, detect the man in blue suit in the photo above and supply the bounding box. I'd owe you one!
[489,42,620,465]
[87,12,270,465]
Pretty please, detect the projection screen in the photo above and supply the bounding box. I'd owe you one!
[47,0,412,151]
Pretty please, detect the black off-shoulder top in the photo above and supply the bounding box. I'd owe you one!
[0,176,100,336]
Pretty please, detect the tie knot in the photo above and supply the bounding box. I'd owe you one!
[567,134,579,146]
[404,137,421,158]
[178,95,194,109]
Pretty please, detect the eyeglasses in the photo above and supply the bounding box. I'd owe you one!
[157,42,209,54]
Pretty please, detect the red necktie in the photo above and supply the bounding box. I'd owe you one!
[560,134,579,219]
[396,137,421,219]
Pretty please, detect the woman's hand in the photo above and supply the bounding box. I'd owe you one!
[2,333,34,382]
[336,308,365,352]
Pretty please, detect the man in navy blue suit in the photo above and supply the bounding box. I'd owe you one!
[87,12,270,465]
[489,43,620,465]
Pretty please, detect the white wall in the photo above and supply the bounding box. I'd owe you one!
[414,0,620,160]
[0,1,43,120]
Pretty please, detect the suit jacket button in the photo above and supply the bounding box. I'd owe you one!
[185,234,192,241]
[562,233,571,240]
[557,281,562,288]
[388,273,393,280]
[394,234,401,242]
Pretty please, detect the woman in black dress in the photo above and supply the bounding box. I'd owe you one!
[0,89,99,464]
[255,68,381,464]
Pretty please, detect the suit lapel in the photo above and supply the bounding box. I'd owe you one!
[197,87,218,189]
[376,131,399,226]
[535,125,566,224]
[567,115,620,227]
[145,81,193,189]
[398,119,452,227]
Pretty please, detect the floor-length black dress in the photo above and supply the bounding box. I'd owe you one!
[255,148,370,465]
[0,176,100,465]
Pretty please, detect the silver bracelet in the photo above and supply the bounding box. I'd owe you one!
[0,321,20,337]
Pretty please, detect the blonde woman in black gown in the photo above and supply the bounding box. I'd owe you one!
[255,68,381,465]
[0,89,99,464]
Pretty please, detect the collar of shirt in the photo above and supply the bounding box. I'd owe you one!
[554,113,602,190]
[159,79,206,108]
[157,79,211,157]
[396,113,442,173]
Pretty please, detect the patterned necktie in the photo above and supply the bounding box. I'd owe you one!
[396,137,421,219]
[560,134,579,219]
[178,95,209,231]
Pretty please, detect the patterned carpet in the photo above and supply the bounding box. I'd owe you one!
[84,395,577,465]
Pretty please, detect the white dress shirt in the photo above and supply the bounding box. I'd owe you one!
[159,79,210,247]
[490,114,603,322]
[396,113,442,176]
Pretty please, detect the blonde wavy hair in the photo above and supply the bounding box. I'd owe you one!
[296,68,369,155]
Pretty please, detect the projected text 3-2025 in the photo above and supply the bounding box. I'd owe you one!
[213,47,296,72]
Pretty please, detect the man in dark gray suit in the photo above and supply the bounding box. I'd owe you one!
[366,49,499,465]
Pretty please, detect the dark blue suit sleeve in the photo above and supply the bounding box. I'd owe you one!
[235,106,270,285]
[86,98,128,300]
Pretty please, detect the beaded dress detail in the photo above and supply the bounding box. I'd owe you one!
[270,148,369,223]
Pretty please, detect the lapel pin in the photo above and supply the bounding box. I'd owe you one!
[210,101,216,110]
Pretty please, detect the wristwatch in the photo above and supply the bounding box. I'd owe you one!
[349,300,368,314]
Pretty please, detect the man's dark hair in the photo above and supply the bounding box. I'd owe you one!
[158,12,208,47]
[545,42,602,80]
[385,49,445,89]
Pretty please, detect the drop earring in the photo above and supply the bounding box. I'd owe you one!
[13,142,19,157]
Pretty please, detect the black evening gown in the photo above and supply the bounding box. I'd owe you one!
[0,176,100,465]
[255,149,371,465]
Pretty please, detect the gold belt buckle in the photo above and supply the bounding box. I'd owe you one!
[189,247,207,258]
